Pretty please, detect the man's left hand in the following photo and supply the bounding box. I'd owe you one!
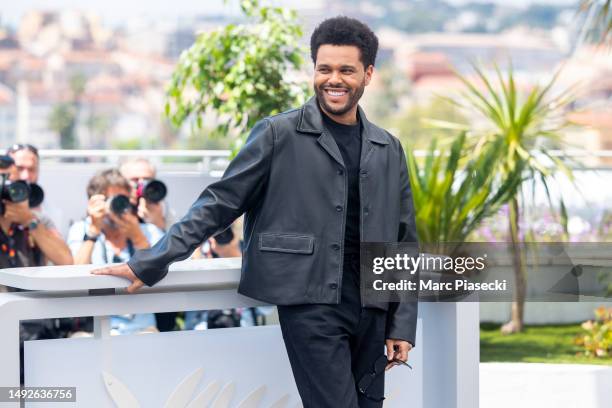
[385,338,412,371]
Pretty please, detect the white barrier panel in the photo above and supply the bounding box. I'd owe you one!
[24,325,422,408]
[480,363,612,408]
[26,327,301,408]
[0,258,478,408]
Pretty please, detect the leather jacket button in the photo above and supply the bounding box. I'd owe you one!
[360,170,368,177]
[364,207,369,215]
[329,283,338,289]
[331,244,340,251]
[336,205,343,212]
[337,169,343,175]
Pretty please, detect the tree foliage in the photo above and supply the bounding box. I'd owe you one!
[48,74,86,149]
[407,132,521,244]
[165,0,309,149]
[409,62,579,333]
[579,0,612,44]
[390,98,468,150]
[445,62,578,217]
[450,62,578,333]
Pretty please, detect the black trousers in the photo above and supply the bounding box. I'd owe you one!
[277,254,387,408]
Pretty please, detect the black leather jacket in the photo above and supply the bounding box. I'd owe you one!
[128,96,419,345]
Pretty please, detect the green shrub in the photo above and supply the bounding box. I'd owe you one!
[575,306,612,357]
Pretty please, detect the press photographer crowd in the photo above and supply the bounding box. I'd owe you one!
[0,144,269,381]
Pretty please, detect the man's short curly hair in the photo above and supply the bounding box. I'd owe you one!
[310,16,379,68]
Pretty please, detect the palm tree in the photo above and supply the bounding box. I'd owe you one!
[445,63,578,333]
[406,132,521,245]
[579,0,612,44]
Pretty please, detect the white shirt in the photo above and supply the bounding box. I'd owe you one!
[67,217,164,265]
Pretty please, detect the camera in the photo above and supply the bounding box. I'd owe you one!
[0,155,13,170]
[207,309,241,328]
[136,179,167,203]
[0,155,45,215]
[107,194,136,216]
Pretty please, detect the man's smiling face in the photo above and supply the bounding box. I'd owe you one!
[313,44,373,122]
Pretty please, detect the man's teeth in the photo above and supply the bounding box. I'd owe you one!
[326,90,347,97]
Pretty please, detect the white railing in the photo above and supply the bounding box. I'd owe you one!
[39,149,231,158]
[0,259,480,408]
[38,149,232,175]
[37,148,612,163]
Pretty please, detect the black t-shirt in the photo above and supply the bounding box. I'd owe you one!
[0,224,43,269]
[320,108,362,257]
[0,224,44,293]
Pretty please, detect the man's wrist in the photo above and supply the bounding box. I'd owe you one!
[83,232,99,242]
[28,215,40,231]
[86,225,101,238]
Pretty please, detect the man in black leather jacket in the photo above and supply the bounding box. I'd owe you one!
[93,16,419,408]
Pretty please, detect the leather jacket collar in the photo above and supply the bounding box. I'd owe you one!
[297,96,389,145]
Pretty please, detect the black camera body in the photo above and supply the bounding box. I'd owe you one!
[0,155,45,215]
[108,194,136,216]
[207,309,241,328]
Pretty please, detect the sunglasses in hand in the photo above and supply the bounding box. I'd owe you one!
[387,357,412,369]
[358,354,413,402]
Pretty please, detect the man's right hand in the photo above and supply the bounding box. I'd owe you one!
[87,194,106,235]
[2,199,34,226]
[91,263,145,293]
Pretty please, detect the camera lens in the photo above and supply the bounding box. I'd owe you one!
[143,179,167,203]
[5,180,30,203]
[109,194,132,215]
[28,183,45,208]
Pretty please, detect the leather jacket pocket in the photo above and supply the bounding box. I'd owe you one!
[259,233,314,255]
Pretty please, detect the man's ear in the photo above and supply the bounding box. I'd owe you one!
[364,65,374,86]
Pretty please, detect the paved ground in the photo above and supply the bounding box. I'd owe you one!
[480,362,612,408]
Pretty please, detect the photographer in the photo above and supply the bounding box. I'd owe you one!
[0,153,71,385]
[120,158,170,231]
[2,144,72,266]
[120,159,176,331]
[68,168,163,265]
[67,169,163,334]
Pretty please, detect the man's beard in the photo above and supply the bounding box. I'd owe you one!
[315,80,365,117]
